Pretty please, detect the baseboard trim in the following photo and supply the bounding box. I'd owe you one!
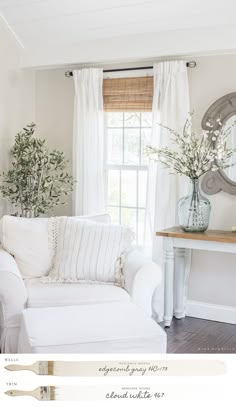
[186,300,236,324]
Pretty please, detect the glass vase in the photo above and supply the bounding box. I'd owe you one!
[178,178,211,232]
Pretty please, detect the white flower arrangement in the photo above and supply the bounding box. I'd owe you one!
[146,114,236,179]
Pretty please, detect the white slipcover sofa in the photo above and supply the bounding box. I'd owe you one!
[0,214,162,353]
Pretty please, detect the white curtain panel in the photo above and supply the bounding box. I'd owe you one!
[73,68,105,215]
[145,61,190,321]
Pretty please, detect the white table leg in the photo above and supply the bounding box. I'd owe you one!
[163,238,174,327]
[174,248,192,319]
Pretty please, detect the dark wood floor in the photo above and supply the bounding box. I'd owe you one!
[160,317,236,353]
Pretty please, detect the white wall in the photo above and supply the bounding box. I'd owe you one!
[34,55,236,320]
[0,17,35,216]
[188,55,236,313]
[35,69,74,215]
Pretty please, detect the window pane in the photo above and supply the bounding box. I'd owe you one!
[124,112,140,127]
[138,170,147,208]
[137,209,145,246]
[121,170,137,207]
[121,207,137,236]
[124,129,140,165]
[107,112,123,127]
[141,128,151,165]
[141,112,152,127]
[107,206,120,224]
[106,111,150,248]
[107,129,123,164]
[107,170,120,206]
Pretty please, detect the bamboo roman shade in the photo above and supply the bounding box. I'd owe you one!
[103,76,153,112]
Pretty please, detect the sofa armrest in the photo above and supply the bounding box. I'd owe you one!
[0,247,27,324]
[123,250,162,317]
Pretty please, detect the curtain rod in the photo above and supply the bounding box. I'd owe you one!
[65,61,196,77]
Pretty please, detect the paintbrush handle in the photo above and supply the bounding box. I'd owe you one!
[4,361,50,374]
[4,362,39,373]
[5,389,37,397]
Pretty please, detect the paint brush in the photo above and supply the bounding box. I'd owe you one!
[4,382,229,402]
[5,387,55,401]
[4,359,225,376]
[4,385,163,401]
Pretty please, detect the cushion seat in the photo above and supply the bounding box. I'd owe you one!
[24,278,130,308]
[17,303,167,353]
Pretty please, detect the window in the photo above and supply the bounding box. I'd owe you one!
[105,111,152,246]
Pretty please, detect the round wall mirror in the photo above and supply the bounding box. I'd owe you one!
[201,92,236,195]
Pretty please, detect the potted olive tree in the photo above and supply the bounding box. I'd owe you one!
[0,123,74,217]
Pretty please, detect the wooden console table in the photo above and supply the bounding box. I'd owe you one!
[156,227,236,327]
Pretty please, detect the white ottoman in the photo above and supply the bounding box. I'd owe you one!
[17,302,167,353]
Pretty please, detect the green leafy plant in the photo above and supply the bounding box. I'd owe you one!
[0,123,74,217]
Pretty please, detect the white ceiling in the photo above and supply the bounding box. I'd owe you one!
[1,0,236,68]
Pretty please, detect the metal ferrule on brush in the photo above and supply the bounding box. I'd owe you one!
[38,361,49,375]
[40,386,55,401]
[38,361,54,375]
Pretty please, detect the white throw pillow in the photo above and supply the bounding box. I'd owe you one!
[42,217,134,286]
[0,214,111,279]
[0,215,53,278]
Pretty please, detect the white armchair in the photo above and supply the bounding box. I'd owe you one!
[0,215,162,353]
[0,248,27,353]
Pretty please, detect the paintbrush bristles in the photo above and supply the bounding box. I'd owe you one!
[49,386,56,400]
[48,361,54,376]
